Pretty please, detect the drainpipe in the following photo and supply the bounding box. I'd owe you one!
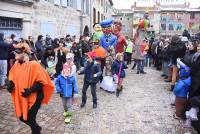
[89,0,92,36]
[80,0,84,36]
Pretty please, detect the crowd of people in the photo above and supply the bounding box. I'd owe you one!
[146,32,200,133]
[0,18,200,133]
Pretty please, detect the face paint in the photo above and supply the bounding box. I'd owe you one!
[102,26,112,35]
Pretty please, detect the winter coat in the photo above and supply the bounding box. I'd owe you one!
[79,61,102,84]
[182,50,196,67]
[111,60,127,78]
[55,75,78,97]
[189,52,200,98]
[0,40,10,60]
[173,77,191,98]
[161,45,170,62]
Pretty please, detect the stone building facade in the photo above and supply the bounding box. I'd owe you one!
[91,0,115,26]
[0,0,115,40]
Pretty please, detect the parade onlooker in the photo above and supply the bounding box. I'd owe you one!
[112,53,128,97]
[187,41,200,133]
[55,40,68,77]
[71,42,81,70]
[125,38,134,65]
[78,51,102,109]
[161,38,170,81]
[168,35,186,91]
[0,33,11,88]
[35,35,45,60]
[28,36,36,53]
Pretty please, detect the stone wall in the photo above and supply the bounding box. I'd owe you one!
[32,0,90,39]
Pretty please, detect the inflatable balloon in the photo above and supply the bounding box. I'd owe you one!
[138,19,145,29]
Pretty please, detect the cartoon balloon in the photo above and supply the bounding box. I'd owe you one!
[139,19,145,29]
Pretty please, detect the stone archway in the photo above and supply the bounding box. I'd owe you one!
[83,25,89,36]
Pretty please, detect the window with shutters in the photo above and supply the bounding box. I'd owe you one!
[0,17,22,30]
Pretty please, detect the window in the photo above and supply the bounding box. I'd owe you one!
[0,17,22,30]
[93,8,96,25]
[86,0,89,14]
[54,0,60,5]
[61,0,67,7]
[169,24,174,31]
[190,13,195,19]
[160,23,166,31]
[98,11,100,23]
[101,14,104,21]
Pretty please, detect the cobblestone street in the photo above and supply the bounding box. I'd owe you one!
[0,67,197,134]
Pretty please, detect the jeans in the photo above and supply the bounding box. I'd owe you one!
[62,97,72,112]
[82,81,97,104]
[145,54,152,67]
[137,60,145,72]
[0,60,7,86]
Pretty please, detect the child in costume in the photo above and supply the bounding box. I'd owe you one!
[6,48,54,134]
[78,51,102,109]
[55,53,78,124]
[112,53,128,97]
[99,18,117,51]
[173,58,191,119]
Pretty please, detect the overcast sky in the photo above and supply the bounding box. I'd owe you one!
[113,0,200,9]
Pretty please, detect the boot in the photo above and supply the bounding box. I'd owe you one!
[93,103,97,109]
[80,102,86,108]
[116,89,120,97]
[171,85,175,92]
[64,114,72,124]
[136,71,140,74]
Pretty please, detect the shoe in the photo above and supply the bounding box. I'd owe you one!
[63,112,72,117]
[140,71,146,74]
[132,64,136,70]
[161,74,165,77]
[170,85,175,92]
[136,71,140,74]
[80,102,85,108]
[64,116,72,124]
[93,103,97,109]
[164,76,168,79]
[173,114,182,120]
[116,90,120,97]
[63,112,67,117]
[165,80,171,83]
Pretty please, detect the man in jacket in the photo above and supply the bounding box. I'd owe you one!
[0,33,11,88]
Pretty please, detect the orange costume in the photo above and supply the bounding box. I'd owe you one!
[9,60,54,120]
[92,46,107,59]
